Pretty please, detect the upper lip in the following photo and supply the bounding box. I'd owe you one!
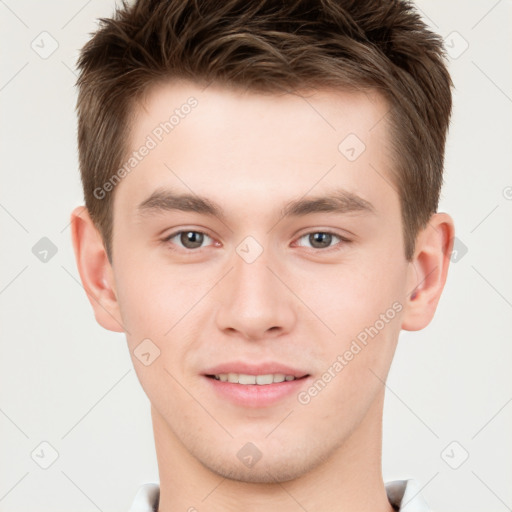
[203,361,309,378]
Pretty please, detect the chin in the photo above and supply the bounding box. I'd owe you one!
[207,459,307,484]
[198,446,327,485]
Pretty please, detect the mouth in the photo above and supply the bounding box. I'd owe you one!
[201,361,311,407]
[205,373,309,385]
[202,365,311,408]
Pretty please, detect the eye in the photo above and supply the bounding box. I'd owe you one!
[163,230,216,250]
[162,229,350,252]
[294,231,350,251]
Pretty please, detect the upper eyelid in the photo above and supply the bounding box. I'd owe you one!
[293,231,348,249]
[295,229,349,240]
[164,229,215,245]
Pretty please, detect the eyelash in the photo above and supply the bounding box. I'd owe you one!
[162,229,351,253]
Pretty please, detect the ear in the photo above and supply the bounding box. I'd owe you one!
[70,206,125,333]
[401,212,455,331]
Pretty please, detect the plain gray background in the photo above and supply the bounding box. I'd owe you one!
[1,1,511,511]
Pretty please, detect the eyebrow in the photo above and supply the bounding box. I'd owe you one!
[136,186,375,221]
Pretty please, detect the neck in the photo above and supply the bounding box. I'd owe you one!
[152,389,394,512]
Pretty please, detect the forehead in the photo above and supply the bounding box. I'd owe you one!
[115,79,397,220]
[134,79,391,145]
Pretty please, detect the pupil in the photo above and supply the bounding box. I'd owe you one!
[310,232,331,248]
[181,231,203,249]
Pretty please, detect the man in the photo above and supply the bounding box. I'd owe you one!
[70,0,454,510]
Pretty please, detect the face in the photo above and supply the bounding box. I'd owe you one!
[109,80,410,483]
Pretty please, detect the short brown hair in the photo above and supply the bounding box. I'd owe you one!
[76,0,453,262]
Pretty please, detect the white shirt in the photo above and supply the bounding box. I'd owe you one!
[129,479,432,511]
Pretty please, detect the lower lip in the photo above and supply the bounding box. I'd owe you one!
[203,375,310,408]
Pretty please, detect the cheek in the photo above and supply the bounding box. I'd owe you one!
[296,269,402,421]
[113,259,183,342]
[291,251,406,386]
[113,257,216,361]
[294,256,404,333]
[113,262,199,406]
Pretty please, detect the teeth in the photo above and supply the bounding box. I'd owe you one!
[213,373,297,385]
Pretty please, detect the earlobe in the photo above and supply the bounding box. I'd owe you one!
[401,212,455,331]
[70,206,125,333]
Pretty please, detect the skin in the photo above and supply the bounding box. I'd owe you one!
[71,79,454,512]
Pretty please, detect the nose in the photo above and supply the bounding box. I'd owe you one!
[214,244,296,341]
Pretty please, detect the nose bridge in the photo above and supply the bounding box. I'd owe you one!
[215,238,295,339]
